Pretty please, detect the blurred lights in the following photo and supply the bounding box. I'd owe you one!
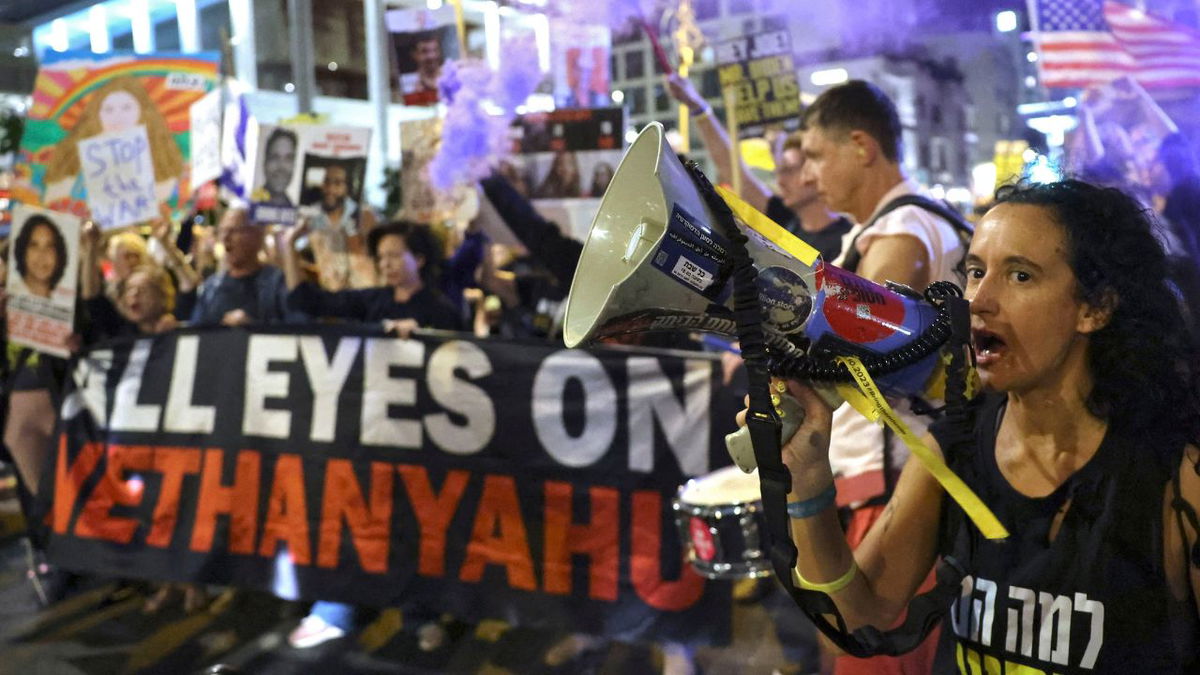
[328,61,339,71]
[995,10,1018,33]
[1026,51,1039,62]
[1026,155,1061,184]
[811,68,849,86]
[50,19,69,52]
[427,0,444,8]
[1025,75,1037,87]
[611,90,625,104]
[12,46,29,58]
[1062,96,1077,107]
[89,6,110,53]
[625,129,639,144]
[284,82,296,93]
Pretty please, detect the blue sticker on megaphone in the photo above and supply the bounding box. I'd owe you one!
[756,266,812,334]
[651,203,732,303]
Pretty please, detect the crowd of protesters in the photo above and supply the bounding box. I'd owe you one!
[2,73,1200,673]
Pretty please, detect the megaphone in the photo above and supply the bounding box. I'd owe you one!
[565,123,967,469]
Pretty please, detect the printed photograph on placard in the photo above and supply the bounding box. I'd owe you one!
[386,7,460,107]
[248,123,299,225]
[11,51,220,222]
[295,125,374,290]
[550,20,612,109]
[6,205,80,357]
[508,108,623,239]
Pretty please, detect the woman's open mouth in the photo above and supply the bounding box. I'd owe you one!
[971,327,1007,366]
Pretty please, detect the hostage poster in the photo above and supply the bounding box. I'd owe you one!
[11,51,221,222]
[6,205,81,357]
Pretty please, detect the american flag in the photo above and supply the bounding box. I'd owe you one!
[1030,0,1200,89]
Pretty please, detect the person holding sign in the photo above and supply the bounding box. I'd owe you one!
[664,74,851,261]
[742,180,1200,673]
[42,77,184,211]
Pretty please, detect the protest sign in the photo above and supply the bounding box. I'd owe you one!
[296,126,374,290]
[247,123,299,225]
[6,205,80,357]
[189,87,223,187]
[44,328,738,645]
[508,107,624,240]
[713,29,802,139]
[78,125,159,229]
[11,51,220,221]
[386,7,460,107]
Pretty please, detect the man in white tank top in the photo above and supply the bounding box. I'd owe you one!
[797,80,966,675]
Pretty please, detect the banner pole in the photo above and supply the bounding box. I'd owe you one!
[723,86,741,197]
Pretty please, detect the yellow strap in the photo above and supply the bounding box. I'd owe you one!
[714,185,820,267]
[834,356,1009,540]
[793,558,858,594]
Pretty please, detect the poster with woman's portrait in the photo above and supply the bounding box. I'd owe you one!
[386,7,460,106]
[11,51,220,224]
[6,205,81,357]
[509,107,624,240]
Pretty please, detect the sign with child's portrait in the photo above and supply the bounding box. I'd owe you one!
[6,205,80,357]
[296,126,374,291]
[12,51,220,222]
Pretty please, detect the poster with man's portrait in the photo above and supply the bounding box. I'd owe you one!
[248,123,300,225]
[6,205,81,357]
[295,125,374,291]
[386,8,459,106]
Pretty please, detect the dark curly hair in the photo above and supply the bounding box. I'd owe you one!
[367,220,445,288]
[993,180,1200,442]
[14,214,68,291]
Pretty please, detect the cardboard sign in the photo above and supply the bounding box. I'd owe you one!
[6,205,80,357]
[78,125,159,229]
[189,87,223,186]
[386,7,459,107]
[713,29,802,139]
[247,123,299,225]
[11,51,219,222]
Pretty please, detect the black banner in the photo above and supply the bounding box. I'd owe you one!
[42,327,742,644]
[713,29,803,139]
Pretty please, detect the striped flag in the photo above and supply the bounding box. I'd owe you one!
[1029,0,1200,89]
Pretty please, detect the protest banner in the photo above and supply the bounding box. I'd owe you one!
[296,126,375,290]
[6,205,80,357]
[386,7,460,107]
[43,328,739,644]
[189,87,223,187]
[712,29,802,139]
[551,21,612,109]
[11,51,220,221]
[78,125,160,230]
[508,107,624,241]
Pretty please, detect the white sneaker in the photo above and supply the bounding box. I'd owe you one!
[287,615,347,649]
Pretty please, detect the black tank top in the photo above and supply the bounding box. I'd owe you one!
[930,393,1197,673]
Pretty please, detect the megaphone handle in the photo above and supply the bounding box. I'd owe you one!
[725,385,843,474]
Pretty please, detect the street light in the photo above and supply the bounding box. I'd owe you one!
[996,10,1018,33]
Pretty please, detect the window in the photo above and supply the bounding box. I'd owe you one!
[630,87,647,115]
[654,83,669,112]
[729,0,756,15]
[625,50,645,80]
[931,104,943,127]
[701,69,720,98]
[154,17,181,51]
[199,2,232,52]
[694,0,719,21]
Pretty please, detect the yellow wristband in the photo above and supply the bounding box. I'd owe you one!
[793,559,858,594]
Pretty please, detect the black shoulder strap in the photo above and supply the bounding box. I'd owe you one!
[841,195,974,274]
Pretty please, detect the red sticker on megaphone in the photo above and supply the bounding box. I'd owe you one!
[818,265,906,344]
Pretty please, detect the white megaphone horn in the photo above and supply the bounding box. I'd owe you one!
[563,122,820,349]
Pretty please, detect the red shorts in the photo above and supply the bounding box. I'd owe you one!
[833,503,940,675]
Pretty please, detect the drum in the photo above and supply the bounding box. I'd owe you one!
[673,465,770,579]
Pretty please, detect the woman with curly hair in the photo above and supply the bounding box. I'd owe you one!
[42,76,184,208]
[753,180,1200,673]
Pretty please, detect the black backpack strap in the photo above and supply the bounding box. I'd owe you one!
[841,195,974,274]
